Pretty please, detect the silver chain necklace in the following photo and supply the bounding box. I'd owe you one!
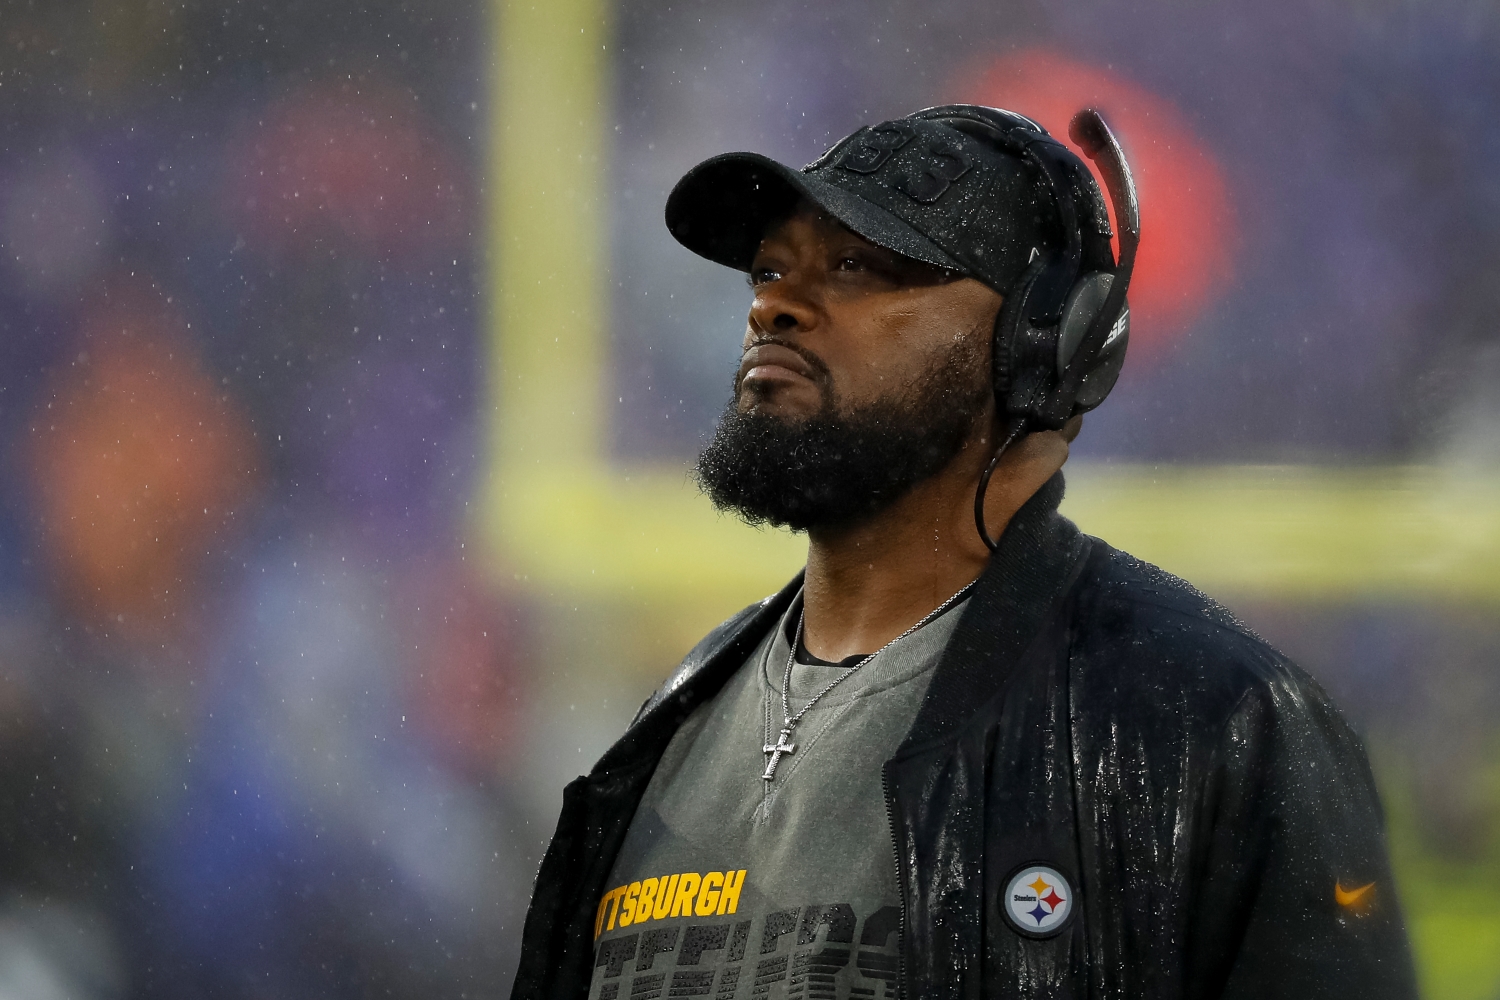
[761,579,978,781]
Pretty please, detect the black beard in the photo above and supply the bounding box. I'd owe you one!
[693,345,989,531]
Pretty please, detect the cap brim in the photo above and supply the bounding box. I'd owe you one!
[664,152,965,274]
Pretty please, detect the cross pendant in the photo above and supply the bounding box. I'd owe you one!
[762,726,797,781]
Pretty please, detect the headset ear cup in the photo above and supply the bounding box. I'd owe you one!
[992,256,1052,407]
[1055,272,1112,371]
[1055,272,1128,414]
[1075,304,1128,411]
[990,274,1026,401]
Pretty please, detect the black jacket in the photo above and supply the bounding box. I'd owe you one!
[512,475,1417,999]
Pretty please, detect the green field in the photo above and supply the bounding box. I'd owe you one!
[1383,753,1500,999]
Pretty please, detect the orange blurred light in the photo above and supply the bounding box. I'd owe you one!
[27,277,259,642]
[955,48,1236,356]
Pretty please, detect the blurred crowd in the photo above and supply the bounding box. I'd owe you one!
[0,0,1496,996]
[0,0,536,995]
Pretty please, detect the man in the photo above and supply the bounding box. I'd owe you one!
[512,105,1416,999]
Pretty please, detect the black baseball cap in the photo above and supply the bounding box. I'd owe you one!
[665,106,1087,294]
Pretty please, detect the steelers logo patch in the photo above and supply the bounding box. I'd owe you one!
[1003,863,1074,937]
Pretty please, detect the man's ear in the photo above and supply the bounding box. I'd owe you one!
[1061,415,1084,443]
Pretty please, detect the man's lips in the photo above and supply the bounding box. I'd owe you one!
[739,342,818,388]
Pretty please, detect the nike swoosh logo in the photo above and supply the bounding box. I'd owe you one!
[1335,881,1375,907]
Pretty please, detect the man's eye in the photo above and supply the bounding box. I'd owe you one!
[835,256,866,272]
[748,267,781,287]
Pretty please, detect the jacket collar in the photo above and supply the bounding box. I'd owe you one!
[902,471,1089,749]
[594,571,803,777]
[595,471,1086,775]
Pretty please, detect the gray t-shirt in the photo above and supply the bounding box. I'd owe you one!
[586,592,965,1000]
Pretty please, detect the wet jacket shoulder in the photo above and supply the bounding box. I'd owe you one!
[1060,543,1418,998]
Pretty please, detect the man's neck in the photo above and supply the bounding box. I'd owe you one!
[799,426,1070,663]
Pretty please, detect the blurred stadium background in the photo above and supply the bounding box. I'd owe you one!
[0,0,1497,996]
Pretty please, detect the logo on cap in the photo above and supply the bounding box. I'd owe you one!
[896,140,972,203]
[838,123,914,174]
[1003,864,1073,937]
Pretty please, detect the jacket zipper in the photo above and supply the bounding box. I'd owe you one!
[881,763,906,1000]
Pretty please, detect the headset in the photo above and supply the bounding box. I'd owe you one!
[910,105,1141,550]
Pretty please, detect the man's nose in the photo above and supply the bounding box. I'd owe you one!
[748,271,819,336]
